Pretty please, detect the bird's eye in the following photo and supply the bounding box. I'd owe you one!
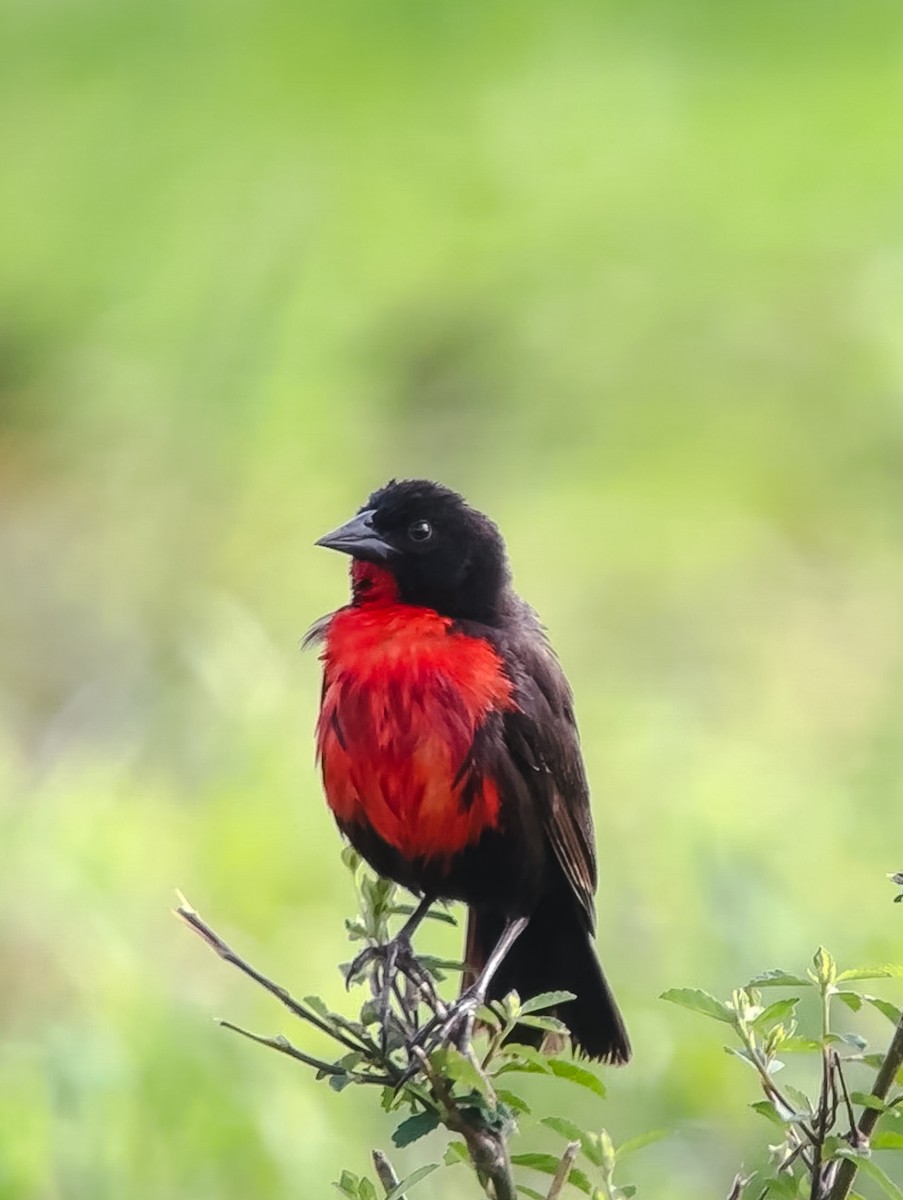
[408,519,433,543]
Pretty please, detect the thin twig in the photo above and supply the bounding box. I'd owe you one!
[175,895,370,1057]
[726,1174,751,1200]
[546,1141,580,1200]
[832,1053,861,1149]
[372,1149,406,1199]
[218,1020,392,1084]
[737,1025,819,1148]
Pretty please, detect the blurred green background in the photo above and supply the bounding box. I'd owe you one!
[3,0,903,1196]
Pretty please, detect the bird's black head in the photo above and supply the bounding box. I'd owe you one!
[316,479,511,622]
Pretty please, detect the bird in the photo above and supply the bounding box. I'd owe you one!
[306,478,630,1064]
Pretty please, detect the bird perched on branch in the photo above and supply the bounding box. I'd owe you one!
[307,479,630,1064]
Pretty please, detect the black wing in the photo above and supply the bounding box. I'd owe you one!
[493,603,598,932]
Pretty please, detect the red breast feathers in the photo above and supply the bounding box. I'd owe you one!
[317,595,515,862]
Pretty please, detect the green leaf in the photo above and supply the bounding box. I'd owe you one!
[753,998,800,1028]
[334,1170,360,1198]
[329,1072,352,1092]
[851,1091,887,1112]
[837,965,903,983]
[782,1089,811,1113]
[616,1129,669,1159]
[542,1115,597,1163]
[511,1153,565,1171]
[750,1099,784,1125]
[661,988,735,1024]
[811,946,837,989]
[779,1036,822,1053]
[548,1057,607,1097]
[747,969,813,989]
[822,1136,846,1161]
[725,1046,764,1073]
[510,1154,592,1195]
[341,845,362,870]
[520,990,577,1015]
[384,1165,439,1200]
[542,1114,586,1140]
[502,991,523,1021]
[516,1188,547,1200]
[872,1131,903,1150]
[389,903,457,926]
[836,990,864,1011]
[597,1129,616,1173]
[865,995,903,1025]
[477,1005,503,1032]
[516,1014,570,1034]
[426,906,458,925]
[826,1032,868,1051]
[359,1000,381,1026]
[764,1178,802,1198]
[418,955,464,975]
[304,994,334,1019]
[391,1110,440,1148]
[494,1043,553,1071]
[495,1088,532,1114]
[359,1180,378,1200]
[432,1046,491,1100]
[836,1154,903,1200]
[444,1141,468,1166]
[494,1061,548,1080]
[764,1093,809,1124]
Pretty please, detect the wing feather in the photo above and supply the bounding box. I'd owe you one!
[492,606,599,931]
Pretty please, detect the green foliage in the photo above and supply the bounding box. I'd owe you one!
[663,945,903,1200]
[193,858,903,1200]
[180,855,663,1199]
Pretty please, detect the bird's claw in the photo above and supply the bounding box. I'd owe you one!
[411,986,482,1058]
[346,933,443,1054]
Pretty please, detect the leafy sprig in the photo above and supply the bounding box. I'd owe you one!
[176,853,644,1200]
[664,933,903,1200]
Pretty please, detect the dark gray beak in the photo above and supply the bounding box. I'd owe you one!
[315,509,395,561]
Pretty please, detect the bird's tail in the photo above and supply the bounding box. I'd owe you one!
[463,895,631,1065]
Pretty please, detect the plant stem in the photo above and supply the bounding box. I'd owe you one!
[372,1150,406,1199]
[175,895,372,1057]
[827,1009,903,1200]
[546,1141,580,1200]
[413,1048,517,1200]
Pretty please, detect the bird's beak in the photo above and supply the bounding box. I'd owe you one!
[315,509,395,561]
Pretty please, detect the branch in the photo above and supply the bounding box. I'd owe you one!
[547,1141,580,1200]
[176,885,528,1200]
[726,1173,752,1200]
[828,1007,903,1200]
[219,1020,392,1084]
[372,1149,406,1199]
[175,894,372,1058]
[413,1047,517,1200]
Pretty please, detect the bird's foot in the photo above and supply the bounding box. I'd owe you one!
[412,985,483,1057]
[346,933,439,1051]
[345,932,416,988]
